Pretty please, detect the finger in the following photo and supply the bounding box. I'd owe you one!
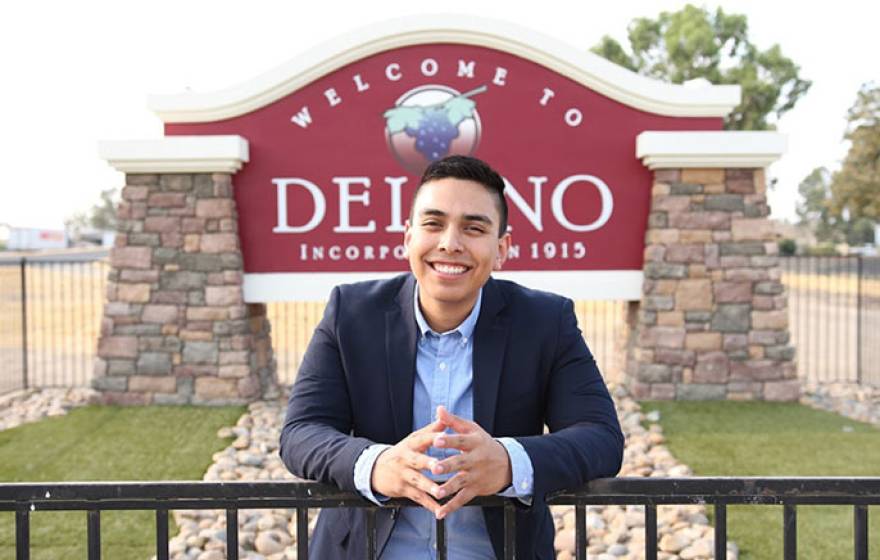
[436,471,469,497]
[401,449,439,472]
[407,487,442,515]
[402,467,444,500]
[407,431,441,452]
[433,432,478,452]
[436,487,476,520]
[432,452,469,475]
[416,417,447,434]
[436,405,475,433]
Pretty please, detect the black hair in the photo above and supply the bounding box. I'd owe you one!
[412,155,508,237]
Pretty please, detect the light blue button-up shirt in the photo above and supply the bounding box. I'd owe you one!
[353,286,535,558]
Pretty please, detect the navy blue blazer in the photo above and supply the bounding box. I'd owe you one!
[280,274,624,559]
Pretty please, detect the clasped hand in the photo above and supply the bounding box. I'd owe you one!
[370,405,512,519]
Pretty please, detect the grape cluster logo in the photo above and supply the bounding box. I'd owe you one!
[383,84,484,174]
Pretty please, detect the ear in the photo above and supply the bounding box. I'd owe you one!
[493,232,511,271]
[403,219,413,254]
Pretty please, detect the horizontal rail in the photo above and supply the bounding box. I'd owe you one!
[2,477,879,510]
[2,477,876,560]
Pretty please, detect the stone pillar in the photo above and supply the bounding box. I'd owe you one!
[93,172,277,405]
[626,167,798,401]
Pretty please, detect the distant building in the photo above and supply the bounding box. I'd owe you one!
[7,227,69,250]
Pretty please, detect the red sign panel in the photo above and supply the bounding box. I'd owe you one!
[166,44,720,273]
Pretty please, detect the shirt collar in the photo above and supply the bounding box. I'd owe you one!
[413,282,482,339]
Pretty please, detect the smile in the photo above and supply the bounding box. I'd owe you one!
[430,262,470,275]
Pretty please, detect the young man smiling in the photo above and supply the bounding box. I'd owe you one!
[280,156,623,559]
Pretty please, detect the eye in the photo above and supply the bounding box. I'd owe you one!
[465,225,486,233]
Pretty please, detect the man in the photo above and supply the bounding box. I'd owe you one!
[280,156,623,559]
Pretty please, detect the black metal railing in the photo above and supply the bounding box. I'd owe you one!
[0,252,109,394]
[781,256,880,386]
[1,478,877,560]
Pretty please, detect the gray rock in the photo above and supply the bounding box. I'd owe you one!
[644,295,674,311]
[179,254,225,272]
[153,248,179,264]
[648,212,668,228]
[137,352,172,375]
[107,360,136,376]
[644,262,688,279]
[677,384,726,400]
[754,281,785,295]
[669,183,703,195]
[183,342,219,365]
[685,311,712,323]
[711,304,751,332]
[765,345,796,361]
[705,194,745,212]
[719,241,764,256]
[639,364,672,383]
[93,376,128,392]
[162,271,206,291]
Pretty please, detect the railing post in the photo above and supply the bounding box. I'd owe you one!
[226,509,238,560]
[16,508,29,560]
[366,508,377,560]
[436,516,446,560]
[19,257,28,390]
[854,504,868,560]
[575,505,586,560]
[503,501,516,560]
[87,509,101,560]
[714,504,727,560]
[644,504,657,560]
[155,508,169,560]
[856,255,863,384]
[296,506,309,559]
[783,504,797,560]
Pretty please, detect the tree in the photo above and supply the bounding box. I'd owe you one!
[796,167,842,243]
[591,4,811,130]
[846,217,875,246]
[830,82,880,221]
[65,187,119,232]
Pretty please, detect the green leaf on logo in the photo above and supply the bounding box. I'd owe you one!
[383,106,424,134]
[443,96,477,127]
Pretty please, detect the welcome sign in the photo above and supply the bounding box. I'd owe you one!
[148,17,738,300]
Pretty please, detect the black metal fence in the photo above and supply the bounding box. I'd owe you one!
[780,256,880,386]
[0,478,876,559]
[2,253,879,394]
[0,252,108,395]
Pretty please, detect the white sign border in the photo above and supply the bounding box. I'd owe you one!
[149,15,740,122]
[243,270,643,302]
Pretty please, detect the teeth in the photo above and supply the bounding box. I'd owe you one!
[433,263,467,275]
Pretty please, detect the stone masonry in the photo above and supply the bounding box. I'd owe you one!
[93,173,277,405]
[626,168,799,401]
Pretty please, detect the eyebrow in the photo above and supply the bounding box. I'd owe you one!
[418,208,494,225]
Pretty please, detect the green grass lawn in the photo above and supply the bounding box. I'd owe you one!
[0,405,245,559]
[641,401,880,560]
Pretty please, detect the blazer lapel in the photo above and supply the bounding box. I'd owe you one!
[472,278,509,435]
[385,274,418,441]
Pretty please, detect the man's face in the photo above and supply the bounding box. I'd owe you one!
[404,177,510,313]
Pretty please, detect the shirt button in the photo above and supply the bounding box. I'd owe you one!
[438,362,447,371]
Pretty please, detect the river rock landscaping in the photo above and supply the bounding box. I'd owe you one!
[160,384,739,560]
[0,387,97,432]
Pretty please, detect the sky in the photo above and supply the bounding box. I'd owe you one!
[0,0,876,230]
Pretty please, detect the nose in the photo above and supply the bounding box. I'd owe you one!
[438,227,463,253]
